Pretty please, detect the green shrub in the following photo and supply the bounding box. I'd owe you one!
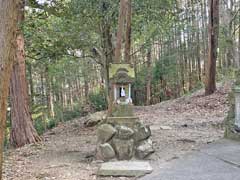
[63,109,82,121]
[34,118,46,135]
[89,90,107,111]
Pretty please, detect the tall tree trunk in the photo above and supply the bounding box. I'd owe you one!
[0,1,19,179]
[238,13,240,66]
[124,0,131,63]
[84,79,89,104]
[115,0,127,63]
[45,66,55,118]
[101,24,112,110]
[10,0,41,148]
[146,47,152,105]
[205,0,219,95]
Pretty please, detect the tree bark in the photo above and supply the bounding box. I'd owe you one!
[146,47,152,105]
[205,0,219,95]
[27,62,34,107]
[0,1,19,179]
[10,0,41,148]
[115,0,127,63]
[124,0,132,63]
[45,66,55,118]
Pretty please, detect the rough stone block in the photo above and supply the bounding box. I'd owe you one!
[84,111,106,127]
[134,123,151,142]
[97,124,116,143]
[116,125,134,140]
[112,104,134,117]
[107,117,138,128]
[99,143,116,161]
[112,138,134,160]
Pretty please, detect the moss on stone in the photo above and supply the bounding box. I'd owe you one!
[109,64,135,79]
[111,104,134,117]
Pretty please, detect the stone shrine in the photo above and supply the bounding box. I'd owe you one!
[225,70,240,140]
[96,64,154,161]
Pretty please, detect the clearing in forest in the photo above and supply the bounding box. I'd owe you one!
[3,83,230,180]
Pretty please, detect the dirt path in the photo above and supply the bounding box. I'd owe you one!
[3,83,230,180]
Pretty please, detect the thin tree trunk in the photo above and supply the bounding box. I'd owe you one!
[205,0,219,95]
[45,66,55,118]
[146,47,152,105]
[84,79,89,104]
[0,1,19,179]
[27,62,34,107]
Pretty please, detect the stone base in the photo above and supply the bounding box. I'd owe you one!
[97,161,153,177]
[96,120,154,161]
[224,92,240,141]
[111,104,134,117]
[107,116,138,128]
[96,103,154,161]
[225,126,240,141]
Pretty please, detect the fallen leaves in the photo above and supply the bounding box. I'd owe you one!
[3,82,231,180]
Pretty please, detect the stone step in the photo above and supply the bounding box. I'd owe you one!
[97,161,153,177]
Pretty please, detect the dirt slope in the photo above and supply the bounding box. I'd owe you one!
[3,82,231,180]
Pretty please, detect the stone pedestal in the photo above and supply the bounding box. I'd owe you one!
[234,87,240,128]
[225,84,240,140]
[96,104,154,161]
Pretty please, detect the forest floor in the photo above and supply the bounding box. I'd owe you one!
[3,82,231,180]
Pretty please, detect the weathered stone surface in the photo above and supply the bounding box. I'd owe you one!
[107,116,138,128]
[84,111,107,127]
[136,139,154,159]
[134,123,151,142]
[112,138,134,160]
[116,125,134,140]
[112,104,134,117]
[224,91,240,141]
[225,71,240,141]
[99,143,116,161]
[233,87,240,128]
[97,124,116,143]
[97,161,153,177]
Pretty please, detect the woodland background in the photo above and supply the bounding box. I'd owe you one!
[0,0,239,151]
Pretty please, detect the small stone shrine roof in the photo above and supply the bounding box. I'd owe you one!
[109,64,135,84]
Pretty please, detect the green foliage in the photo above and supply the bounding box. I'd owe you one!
[89,90,107,111]
[34,119,46,135]
[31,102,84,135]
[63,109,82,121]
[153,55,178,83]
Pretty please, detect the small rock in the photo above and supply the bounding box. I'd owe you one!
[177,138,196,143]
[159,126,172,130]
[136,139,154,159]
[99,143,116,161]
[116,125,134,140]
[181,124,188,128]
[97,124,117,143]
